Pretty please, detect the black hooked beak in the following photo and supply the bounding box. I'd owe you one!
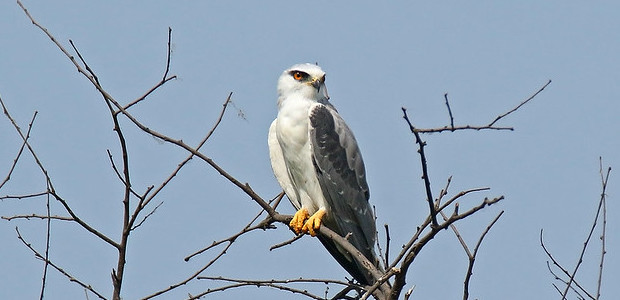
[311,75,329,101]
[310,76,323,90]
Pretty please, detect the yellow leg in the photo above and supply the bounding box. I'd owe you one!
[290,208,309,234]
[302,208,326,237]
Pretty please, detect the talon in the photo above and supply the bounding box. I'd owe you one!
[290,208,309,234]
[302,208,326,237]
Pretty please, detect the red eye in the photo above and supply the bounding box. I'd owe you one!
[293,72,303,80]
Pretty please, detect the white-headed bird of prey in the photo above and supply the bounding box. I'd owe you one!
[268,63,379,285]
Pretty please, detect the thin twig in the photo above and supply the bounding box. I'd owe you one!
[437,187,491,214]
[139,93,233,210]
[360,267,399,300]
[185,192,283,262]
[0,107,37,189]
[488,79,551,127]
[540,230,593,299]
[330,284,363,300]
[131,201,163,231]
[384,224,391,269]
[436,176,453,207]
[145,194,285,299]
[69,40,100,85]
[374,206,387,270]
[1,191,49,201]
[560,163,610,299]
[1,67,120,249]
[403,286,415,300]
[444,93,455,130]
[402,107,438,228]
[462,211,504,300]
[546,261,589,299]
[123,27,176,111]
[162,27,173,81]
[413,80,551,133]
[15,227,107,300]
[415,125,515,133]
[318,225,390,298]
[2,214,74,221]
[106,149,142,199]
[440,211,472,257]
[596,158,610,300]
[270,233,304,251]
[199,276,351,286]
[41,20,281,226]
[389,195,503,300]
[190,276,346,300]
[40,183,52,300]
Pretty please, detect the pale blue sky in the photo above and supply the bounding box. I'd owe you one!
[1,1,618,299]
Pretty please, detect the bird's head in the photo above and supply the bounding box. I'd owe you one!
[277,63,330,105]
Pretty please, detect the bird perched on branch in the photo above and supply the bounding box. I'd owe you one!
[268,63,379,285]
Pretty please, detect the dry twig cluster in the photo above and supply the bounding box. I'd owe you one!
[540,158,610,300]
[0,2,570,300]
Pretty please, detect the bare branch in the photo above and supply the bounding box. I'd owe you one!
[390,185,491,274]
[19,3,280,234]
[390,195,503,300]
[374,206,387,270]
[596,158,610,300]
[69,39,100,85]
[123,27,177,111]
[545,261,590,300]
[318,225,390,298]
[437,187,491,214]
[145,194,285,299]
[401,107,439,228]
[440,211,472,257]
[360,267,399,300]
[11,2,525,299]
[0,94,51,190]
[130,201,163,231]
[415,125,515,133]
[190,276,350,300]
[15,227,107,300]
[488,79,551,127]
[40,184,52,300]
[403,286,415,300]
[56,192,121,248]
[444,93,455,130]
[0,107,36,189]
[1,191,49,201]
[139,93,233,210]
[106,149,142,199]
[185,192,284,261]
[540,230,593,299]
[2,214,74,221]
[560,162,611,299]
[436,176,453,207]
[270,233,304,251]
[1,83,120,249]
[436,183,499,300]
[63,21,179,300]
[413,79,552,134]
[383,224,391,269]
[462,211,504,300]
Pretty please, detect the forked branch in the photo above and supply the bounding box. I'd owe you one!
[541,159,611,300]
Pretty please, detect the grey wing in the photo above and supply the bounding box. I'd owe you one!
[308,103,378,282]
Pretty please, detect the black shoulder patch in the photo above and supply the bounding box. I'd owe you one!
[310,105,357,189]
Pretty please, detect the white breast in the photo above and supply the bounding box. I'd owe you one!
[275,98,327,214]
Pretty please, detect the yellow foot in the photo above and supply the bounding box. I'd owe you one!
[302,208,326,237]
[290,208,309,234]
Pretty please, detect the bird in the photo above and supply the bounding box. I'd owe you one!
[268,63,379,285]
